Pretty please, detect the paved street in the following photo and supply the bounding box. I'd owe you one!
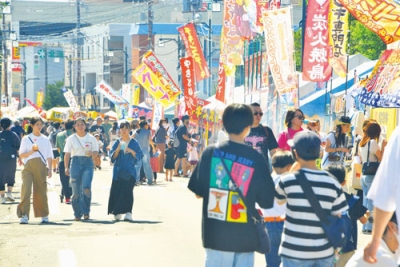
[0,164,372,267]
[0,164,268,267]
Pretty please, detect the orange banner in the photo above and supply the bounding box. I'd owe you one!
[302,0,332,82]
[132,63,176,108]
[180,56,197,114]
[338,0,400,44]
[178,23,210,82]
[216,61,226,104]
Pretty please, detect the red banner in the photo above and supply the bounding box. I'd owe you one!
[180,56,197,114]
[302,0,332,82]
[25,98,43,114]
[178,23,210,82]
[216,61,226,103]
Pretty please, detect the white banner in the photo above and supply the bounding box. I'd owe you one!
[262,7,297,93]
[121,83,132,105]
[62,89,80,113]
[151,101,164,131]
[95,80,128,106]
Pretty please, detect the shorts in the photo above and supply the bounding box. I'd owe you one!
[53,149,60,158]
[176,146,187,159]
[189,160,198,166]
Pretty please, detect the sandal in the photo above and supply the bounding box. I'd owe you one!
[169,179,173,182]
[83,215,90,220]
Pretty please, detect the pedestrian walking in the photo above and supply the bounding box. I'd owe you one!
[17,117,53,224]
[108,121,143,221]
[101,115,112,161]
[275,131,348,266]
[133,120,154,185]
[154,118,169,173]
[187,140,199,176]
[174,115,191,177]
[321,116,351,169]
[64,117,99,221]
[188,103,275,267]
[55,119,74,204]
[0,118,20,204]
[164,140,176,182]
[94,134,104,170]
[277,108,304,151]
[49,122,61,173]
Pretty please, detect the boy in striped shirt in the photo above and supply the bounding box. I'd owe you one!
[275,131,348,267]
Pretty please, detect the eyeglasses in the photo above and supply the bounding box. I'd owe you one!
[253,112,263,116]
[294,115,304,120]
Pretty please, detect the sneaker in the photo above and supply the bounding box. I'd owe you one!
[65,198,71,204]
[41,216,49,223]
[114,214,122,221]
[6,193,15,202]
[0,197,6,204]
[20,215,29,224]
[124,212,132,221]
[135,182,140,186]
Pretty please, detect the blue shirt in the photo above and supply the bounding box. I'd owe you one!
[135,128,151,152]
[110,138,143,181]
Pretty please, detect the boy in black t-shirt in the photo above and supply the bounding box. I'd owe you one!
[188,104,275,266]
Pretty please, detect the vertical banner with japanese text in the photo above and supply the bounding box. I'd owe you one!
[95,80,129,106]
[302,0,332,82]
[216,61,226,103]
[61,87,80,113]
[151,101,164,131]
[262,7,297,93]
[36,91,44,108]
[121,83,132,104]
[180,56,197,114]
[338,0,400,44]
[132,63,175,108]
[328,0,348,78]
[142,51,181,99]
[178,23,210,82]
[132,83,140,106]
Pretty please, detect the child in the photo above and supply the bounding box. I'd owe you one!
[149,144,159,184]
[261,151,295,267]
[325,164,368,267]
[164,140,176,182]
[94,134,103,170]
[187,140,199,176]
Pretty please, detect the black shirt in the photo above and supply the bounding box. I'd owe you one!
[188,141,275,252]
[245,125,278,161]
[90,125,105,140]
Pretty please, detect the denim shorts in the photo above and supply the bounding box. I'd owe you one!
[205,248,254,267]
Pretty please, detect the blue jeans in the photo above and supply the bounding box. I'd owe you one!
[361,174,375,231]
[281,256,334,267]
[135,150,153,184]
[70,156,94,218]
[265,221,284,267]
[205,248,254,267]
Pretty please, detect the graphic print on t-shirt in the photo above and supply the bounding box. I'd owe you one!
[207,149,255,223]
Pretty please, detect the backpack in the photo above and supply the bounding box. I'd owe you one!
[173,129,180,148]
[0,131,16,160]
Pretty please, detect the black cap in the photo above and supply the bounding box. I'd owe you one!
[288,130,321,159]
[182,115,190,121]
[338,116,351,125]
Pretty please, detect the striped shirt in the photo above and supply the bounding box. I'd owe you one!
[275,168,348,260]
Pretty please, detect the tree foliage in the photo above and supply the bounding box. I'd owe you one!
[42,81,68,110]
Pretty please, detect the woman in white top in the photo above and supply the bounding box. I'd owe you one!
[359,121,387,233]
[17,117,53,224]
[64,117,99,221]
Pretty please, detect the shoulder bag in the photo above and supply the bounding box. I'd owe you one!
[362,141,380,175]
[295,171,348,249]
[217,149,271,254]
[27,136,47,165]
[349,139,362,190]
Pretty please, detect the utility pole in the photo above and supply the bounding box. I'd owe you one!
[44,47,48,95]
[76,0,82,106]
[2,13,8,107]
[124,47,128,83]
[148,0,153,50]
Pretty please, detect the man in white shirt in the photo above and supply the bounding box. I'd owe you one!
[364,126,400,264]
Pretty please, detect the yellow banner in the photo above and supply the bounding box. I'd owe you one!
[329,0,349,78]
[132,63,177,108]
[132,83,140,106]
[371,108,397,140]
[36,91,44,108]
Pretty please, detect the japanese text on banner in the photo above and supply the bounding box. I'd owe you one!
[95,80,129,106]
[180,56,197,114]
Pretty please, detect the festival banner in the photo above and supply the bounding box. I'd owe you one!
[142,51,181,99]
[262,7,297,93]
[358,49,400,108]
[95,80,129,107]
[220,0,244,73]
[178,23,210,82]
[256,0,281,31]
[36,91,44,108]
[121,83,132,104]
[192,98,211,121]
[180,56,197,114]
[328,0,349,78]
[132,63,175,108]
[216,61,226,103]
[25,98,43,113]
[61,87,80,113]
[338,0,400,44]
[151,101,164,131]
[302,0,332,82]
[132,83,140,106]
[128,105,152,120]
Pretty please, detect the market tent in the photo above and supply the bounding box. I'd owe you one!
[16,106,37,118]
[46,107,73,122]
[104,110,118,121]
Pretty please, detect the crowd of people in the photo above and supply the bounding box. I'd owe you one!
[0,102,399,267]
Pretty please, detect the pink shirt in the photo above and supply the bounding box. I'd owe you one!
[277,127,304,151]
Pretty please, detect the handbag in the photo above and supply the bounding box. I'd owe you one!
[349,140,362,190]
[362,141,380,175]
[295,171,347,249]
[217,149,271,254]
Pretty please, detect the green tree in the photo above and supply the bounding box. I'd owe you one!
[42,81,69,110]
[348,15,386,60]
[294,29,302,72]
